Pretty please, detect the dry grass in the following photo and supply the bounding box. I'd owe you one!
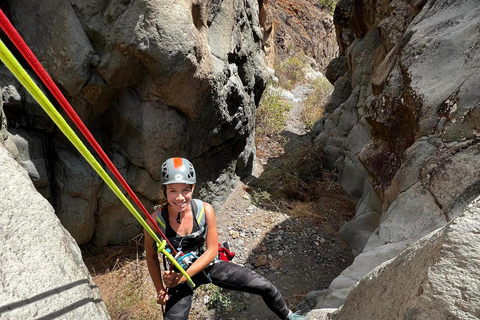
[301,76,333,131]
[82,236,162,320]
[98,259,160,320]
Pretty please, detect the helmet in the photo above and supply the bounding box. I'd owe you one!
[161,157,196,185]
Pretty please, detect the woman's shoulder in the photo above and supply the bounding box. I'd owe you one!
[192,199,213,210]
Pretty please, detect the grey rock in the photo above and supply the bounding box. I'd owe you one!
[316,239,413,309]
[306,308,337,320]
[397,140,437,193]
[0,144,110,320]
[378,182,446,243]
[53,149,102,244]
[343,117,370,158]
[9,0,95,97]
[401,0,480,139]
[110,89,187,179]
[325,56,348,85]
[3,137,19,160]
[332,197,480,320]
[426,144,480,220]
[7,128,51,197]
[324,74,352,114]
[338,155,367,197]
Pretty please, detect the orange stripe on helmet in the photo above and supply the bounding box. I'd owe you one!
[173,157,183,169]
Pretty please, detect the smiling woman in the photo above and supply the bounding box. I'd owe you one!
[144,158,306,320]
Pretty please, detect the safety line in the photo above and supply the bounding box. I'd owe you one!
[0,9,177,256]
[0,37,194,288]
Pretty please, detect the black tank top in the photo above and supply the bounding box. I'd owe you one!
[161,205,206,254]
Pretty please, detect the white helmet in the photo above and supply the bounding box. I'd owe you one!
[161,158,196,185]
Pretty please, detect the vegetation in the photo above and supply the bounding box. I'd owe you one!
[103,259,159,320]
[301,76,333,131]
[318,0,338,15]
[255,82,292,145]
[250,144,325,205]
[274,51,311,89]
[202,284,249,312]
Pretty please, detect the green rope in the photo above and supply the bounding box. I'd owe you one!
[0,38,195,288]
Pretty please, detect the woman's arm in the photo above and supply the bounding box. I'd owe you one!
[163,202,218,287]
[144,213,168,304]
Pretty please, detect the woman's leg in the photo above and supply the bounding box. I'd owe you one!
[164,283,194,320]
[206,261,290,319]
[164,271,212,320]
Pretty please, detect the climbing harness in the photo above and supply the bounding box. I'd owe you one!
[0,10,194,288]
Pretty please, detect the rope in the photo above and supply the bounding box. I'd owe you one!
[0,9,178,256]
[0,36,194,288]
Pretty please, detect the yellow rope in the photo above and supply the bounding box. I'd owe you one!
[0,38,194,288]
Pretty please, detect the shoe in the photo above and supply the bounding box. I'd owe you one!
[287,310,306,320]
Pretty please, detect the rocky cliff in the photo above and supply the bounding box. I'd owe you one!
[307,0,480,318]
[0,0,269,246]
[0,143,110,320]
[268,0,338,71]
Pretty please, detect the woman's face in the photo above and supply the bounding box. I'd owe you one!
[165,183,193,212]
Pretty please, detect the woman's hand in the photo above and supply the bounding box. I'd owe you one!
[163,270,185,288]
[156,288,169,305]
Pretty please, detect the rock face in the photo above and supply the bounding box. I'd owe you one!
[1,0,269,245]
[331,197,480,320]
[0,144,110,320]
[309,0,480,311]
[268,0,338,70]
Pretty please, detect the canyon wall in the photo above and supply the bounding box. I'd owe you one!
[306,0,480,317]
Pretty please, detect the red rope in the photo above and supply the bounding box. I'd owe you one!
[0,9,177,255]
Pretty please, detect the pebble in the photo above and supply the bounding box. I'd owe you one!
[255,254,268,267]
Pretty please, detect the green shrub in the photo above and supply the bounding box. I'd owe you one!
[274,51,312,90]
[318,0,338,15]
[203,284,248,312]
[255,83,292,144]
[302,76,333,131]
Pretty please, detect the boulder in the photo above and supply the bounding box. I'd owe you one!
[425,144,480,220]
[0,144,110,320]
[400,0,480,140]
[7,128,51,198]
[325,56,348,85]
[332,197,480,320]
[315,239,413,309]
[52,149,102,245]
[109,89,186,180]
[378,182,446,243]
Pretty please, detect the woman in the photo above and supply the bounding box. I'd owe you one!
[145,157,305,320]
